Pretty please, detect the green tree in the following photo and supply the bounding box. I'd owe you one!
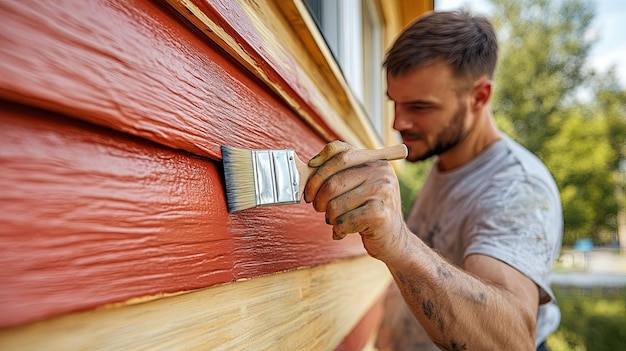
[398,160,431,217]
[490,0,594,157]
[590,71,626,245]
[488,0,626,245]
[590,70,626,171]
[543,106,617,244]
[399,0,626,246]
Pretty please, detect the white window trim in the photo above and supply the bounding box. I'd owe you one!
[363,0,383,138]
[308,0,383,138]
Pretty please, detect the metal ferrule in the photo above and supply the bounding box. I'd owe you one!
[252,149,300,207]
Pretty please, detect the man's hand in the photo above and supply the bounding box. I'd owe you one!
[304,141,408,261]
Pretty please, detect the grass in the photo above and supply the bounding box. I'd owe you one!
[547,286,626,351]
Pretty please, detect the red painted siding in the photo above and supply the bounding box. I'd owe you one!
[0,0,368,328]
[0,0,338,159]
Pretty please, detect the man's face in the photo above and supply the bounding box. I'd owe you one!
[387,62,470,162]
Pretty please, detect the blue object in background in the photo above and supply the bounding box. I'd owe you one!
[574,238,594,252]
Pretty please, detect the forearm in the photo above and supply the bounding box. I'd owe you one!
[300,142,538,348]
[386,234,536,351]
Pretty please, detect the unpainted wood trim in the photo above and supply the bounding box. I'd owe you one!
[165,0,365,147]
[378,0,432,147]
[274,0,383,148]
[334,289,386,351]
[400,0,434,27]
[0,256,392,351]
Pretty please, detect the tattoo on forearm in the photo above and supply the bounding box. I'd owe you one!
[436,265,453,280]
[422,299,445,333]
[474,291,487,305]
[447,340,468,351]
[436,340,468,351]
[422,300,434,319]
[436,264,488,305]
[393,264,481,350]
[462,286,488,305]
[393,270,422,296]
[395,270,406,285]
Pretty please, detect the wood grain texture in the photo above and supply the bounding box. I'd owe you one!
[166,0,377,148]
[334,291,386,351]
[0,103,366,328]
[0,0,341,161]
[0,255,392,351]
[272,0,384,147]
[165,0,351,145]
[0,0,433,347]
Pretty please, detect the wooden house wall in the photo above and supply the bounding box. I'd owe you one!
[0,0,430,349]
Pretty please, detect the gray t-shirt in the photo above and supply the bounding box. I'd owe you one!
[406,135,562,346]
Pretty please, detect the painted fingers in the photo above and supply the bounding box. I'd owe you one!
[304,141,403,242]
[323,165,399,240]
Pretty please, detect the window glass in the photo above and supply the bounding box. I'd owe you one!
[303,0,384,138]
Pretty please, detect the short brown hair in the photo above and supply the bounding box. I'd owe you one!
[384,11,498,80]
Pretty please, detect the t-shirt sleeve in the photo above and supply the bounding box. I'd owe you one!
[464,176,562,303]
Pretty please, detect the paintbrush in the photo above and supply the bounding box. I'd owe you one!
[220,144,408,212]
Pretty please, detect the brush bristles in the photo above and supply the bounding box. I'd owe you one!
[221,145,257,212]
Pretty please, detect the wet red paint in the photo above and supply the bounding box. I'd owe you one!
[0,0,367,328]
[0,103,365,328]
[0,0,337,160]
[191,0,338,135]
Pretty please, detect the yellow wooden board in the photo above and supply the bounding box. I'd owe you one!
[165,0,356,146]
[0,255,392,351]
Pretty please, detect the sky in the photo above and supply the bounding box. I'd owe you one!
[435,0,626,88]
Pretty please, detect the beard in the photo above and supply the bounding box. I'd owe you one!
[403,102,468,162]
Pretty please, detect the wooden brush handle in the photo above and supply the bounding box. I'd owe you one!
[353,144,408,162]
[295,144,408,196]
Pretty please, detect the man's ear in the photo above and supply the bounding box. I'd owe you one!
[472,78,492,112]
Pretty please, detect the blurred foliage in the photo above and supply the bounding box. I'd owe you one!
[399,0,626,246]
[397,160,431,217]
[491,0,594,154]
[489,0,626,245]
[548,286,626,351]
[543,105,618,244]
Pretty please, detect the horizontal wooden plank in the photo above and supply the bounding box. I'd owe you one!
[0,102,366,327]
[0,255,392,351]
[334,290,386,351]
[400,0,433,28]
[165,0,344,144]
[272,0,384,147]
[0,0,340,161]
[166,0,374,148]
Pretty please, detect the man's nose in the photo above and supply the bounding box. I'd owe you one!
[393,112,413,131]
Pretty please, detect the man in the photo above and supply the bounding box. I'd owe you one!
[304,11,562,350]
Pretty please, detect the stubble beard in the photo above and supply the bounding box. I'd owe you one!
[404,102,469,163]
